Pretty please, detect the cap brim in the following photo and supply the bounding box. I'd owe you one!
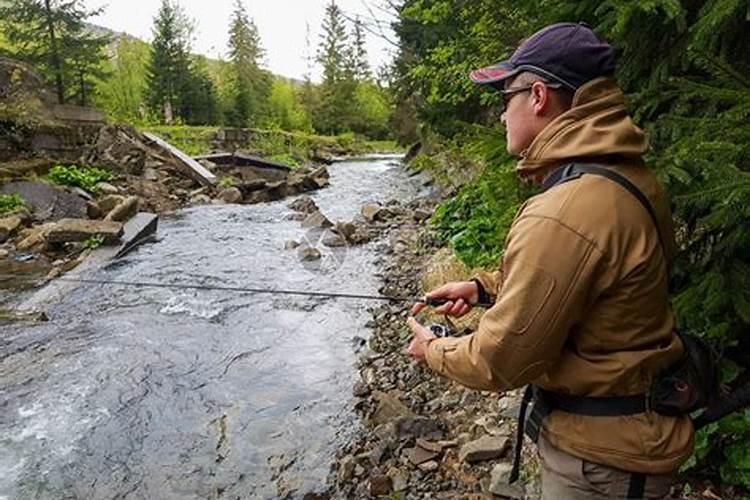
[469,60,520,85]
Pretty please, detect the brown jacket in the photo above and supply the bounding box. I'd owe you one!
[424,77,694,473]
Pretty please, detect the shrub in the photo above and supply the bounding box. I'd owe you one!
[47,165,114,192]
[0,193,25,215]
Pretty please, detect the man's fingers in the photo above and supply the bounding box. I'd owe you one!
[433,301,454,315]
[411,301,426,315]
[449,298,466,316]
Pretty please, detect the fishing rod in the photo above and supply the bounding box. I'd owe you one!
[0,274,456,307]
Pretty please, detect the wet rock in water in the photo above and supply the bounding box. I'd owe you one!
[301,210,333,229]
[95,182,119,195]
[0,215,24,243]
[368,473,392,496]
[302,493,330,500]
[284,240,301,250]
[458,435,510,463]
[368,391,415,427]
[361,203,394,223]
[333,222,357,241]
[322,233,347,248]
[298,245,321,261]
[288,195,319,214]
[105,196,139,222]
[216,187,243,204]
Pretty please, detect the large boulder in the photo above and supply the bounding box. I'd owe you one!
[288,195,319,214]
[216,187,243,204]
[45,218,123,244]
[1,181,87,221]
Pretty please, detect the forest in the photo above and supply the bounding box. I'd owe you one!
[1,0,748,492]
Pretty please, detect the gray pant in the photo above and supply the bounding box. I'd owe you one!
[539,435,675,499]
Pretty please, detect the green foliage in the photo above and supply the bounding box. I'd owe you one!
[142,125,218,156]
[226,0,271,127]
[47,165,113,192]
[217,176,237,189]
[82,234,105,250]
[95,36,151,124]
[395,0,750,489]
[0,0,110,105]
[0,194,26,215]
[266,79,312,132]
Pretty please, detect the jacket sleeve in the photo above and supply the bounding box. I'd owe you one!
[425,215,604,391]
[472,269,503,303]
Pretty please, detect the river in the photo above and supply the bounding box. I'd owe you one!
[0,156,428,499]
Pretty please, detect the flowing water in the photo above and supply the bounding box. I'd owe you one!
[0,157,428,499]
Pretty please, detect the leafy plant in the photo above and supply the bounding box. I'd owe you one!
[82,234,106,250]
[0,194,26,216]
[47,165,114,192]
[217,176,237,189]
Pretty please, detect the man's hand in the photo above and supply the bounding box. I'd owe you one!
[411,280,479,317]
[406,316,436,364]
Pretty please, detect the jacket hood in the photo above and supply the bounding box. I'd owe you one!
[516,77,648,183]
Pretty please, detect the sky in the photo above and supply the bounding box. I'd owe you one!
[86,0,398,82]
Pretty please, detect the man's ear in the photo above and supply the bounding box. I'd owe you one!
[531,81,549,116]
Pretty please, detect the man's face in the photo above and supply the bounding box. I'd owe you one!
[501,78,538,156]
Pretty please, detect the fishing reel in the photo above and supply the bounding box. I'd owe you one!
[429,323,456,338]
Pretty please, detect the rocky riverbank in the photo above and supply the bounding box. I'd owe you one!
[319,196,542,500]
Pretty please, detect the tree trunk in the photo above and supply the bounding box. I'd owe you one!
[43,0,65,104]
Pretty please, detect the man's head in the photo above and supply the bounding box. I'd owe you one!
[471,22,617,155]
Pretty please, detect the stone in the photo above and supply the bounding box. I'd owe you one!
[105,196,139,222]
[368,391,415,427]
[298,245,321,262]
[95,182,119,195]
[1,181,87,221]
[361,203,382,222]
[216,187,243,204]
[143,167,160,181]
[489,462,514,487]
[0,249,9,259]
[416,438,444,453]
[458,436,510,464]
[288,196,318,214]
[387,467,408,491]
[352,381,370,398]
[417,460,439,473]
[368,474,392,496]
[301,210,333,229]
[15,224,52,251]
[190,194,212,205]
[86,201,102,219]
[322,234,347,248]
[333,222,357,241]
[337,456,355,483]
[413,209,432,222]
[284,240,301,250]
[489,463,524,500]
[394,416,442,439]
[0,215,23,243]
[45,218,123,244]
[406,446,440,465]
[98,195,124,214]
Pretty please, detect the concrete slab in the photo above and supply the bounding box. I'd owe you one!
[1,181,88,221]
[18,212,159,311]
[194,152,292,172]
[143,132,217,187]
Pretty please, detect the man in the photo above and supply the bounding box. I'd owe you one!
[406,22,693,499]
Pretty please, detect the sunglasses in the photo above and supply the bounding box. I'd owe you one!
[498,81,563,111]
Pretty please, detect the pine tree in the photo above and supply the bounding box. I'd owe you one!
[315,0,355,134]
[227,0,270,126]
[0,0,109,105]
[145,0,194,123]
[348,16,370,81]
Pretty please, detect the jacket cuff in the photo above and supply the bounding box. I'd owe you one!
[471,277,493,306]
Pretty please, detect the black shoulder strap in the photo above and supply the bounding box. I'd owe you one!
[543,163,666,254]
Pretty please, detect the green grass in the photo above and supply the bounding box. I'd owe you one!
[47,165,114,193]
[0,194,25,216]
